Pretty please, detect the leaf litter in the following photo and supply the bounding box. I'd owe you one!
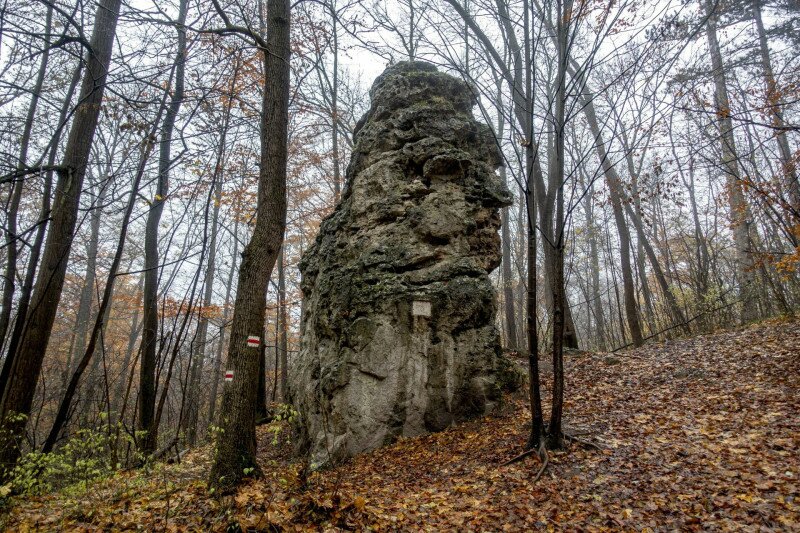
[4,318,798,531]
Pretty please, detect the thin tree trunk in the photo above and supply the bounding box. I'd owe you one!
[580,95,644,347]
[752,0,799,218]
[1,62,83,387]
[330,6,341,203]
[64,172,109,394]
[41,87,171,453]
[495,91,518,350]
[0,0,122,472]
[524,182,544,451]
[278,246,288,400]
[623,202,690,333]
[114,273,144,421]
[208,217,239,427]
[139,0,188,455]
[547,0,570,450]
[183,117,229,446]
[0,5,53,347]
[257,330,268,419]
[703,0,757,323]
[500,169,519,350]
[582,177,606,350]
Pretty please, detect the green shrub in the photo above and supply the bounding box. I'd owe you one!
[4,425,127,498]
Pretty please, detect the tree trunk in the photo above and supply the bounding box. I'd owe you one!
[582,177,607,350]
[256,331,269,420]
[208,217,239,427]
[495,99,518,350]
[704,0,757,323]
[0,0,122,473]
[139,0,188,455]
[580,95,644,347]
[209,0,291,492]
[500,168,519,351]
[41,85,171,453]
[64,172,109,394]
[623,202,690,333]
[524,183,545,450]
[277,246,288,401]
[183,122,228,446]
[0,62,82,391]
[0,5,53,348]
[752,0,799,219]
[114,274,144,421]
[547,0,569,449]
[331,8,341,203]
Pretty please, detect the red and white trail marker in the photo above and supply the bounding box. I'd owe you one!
[246,335,260,348]
[224,370,234,382]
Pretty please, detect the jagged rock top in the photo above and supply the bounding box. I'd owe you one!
[344,61,506,200]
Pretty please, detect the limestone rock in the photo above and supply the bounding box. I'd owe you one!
[289,61,512,468]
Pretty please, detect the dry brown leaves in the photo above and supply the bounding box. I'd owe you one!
[5,318,799,531]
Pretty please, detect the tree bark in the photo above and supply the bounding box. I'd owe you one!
[0,0,122,473]
[208,0,291,492]
[524,177,545,451]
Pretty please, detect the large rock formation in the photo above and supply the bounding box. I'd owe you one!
[289,61,512,468]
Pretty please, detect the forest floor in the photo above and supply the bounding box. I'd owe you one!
[4,317,799,531]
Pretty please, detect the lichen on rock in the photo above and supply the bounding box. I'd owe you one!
[288,61,513,468]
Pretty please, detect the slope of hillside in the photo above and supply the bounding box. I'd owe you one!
[5,318,799,531]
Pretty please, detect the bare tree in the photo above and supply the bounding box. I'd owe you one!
[0,0,123,473]
[139,0,189,455]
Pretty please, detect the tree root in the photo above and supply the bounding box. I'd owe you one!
[501,439,549,485]
[563,432,603,450]
[532,445,549,483]
[500,448,539,467]
[501,431,598,485]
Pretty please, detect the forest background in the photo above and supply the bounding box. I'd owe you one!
[0,0,796,495]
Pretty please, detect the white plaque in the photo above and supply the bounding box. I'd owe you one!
[412,300,431,317]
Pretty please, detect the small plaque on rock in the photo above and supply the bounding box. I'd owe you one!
[412,300,432,317]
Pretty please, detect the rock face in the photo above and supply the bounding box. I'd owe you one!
[289,61,512,467]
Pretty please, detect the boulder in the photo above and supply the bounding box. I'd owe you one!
[289,61,512,468]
